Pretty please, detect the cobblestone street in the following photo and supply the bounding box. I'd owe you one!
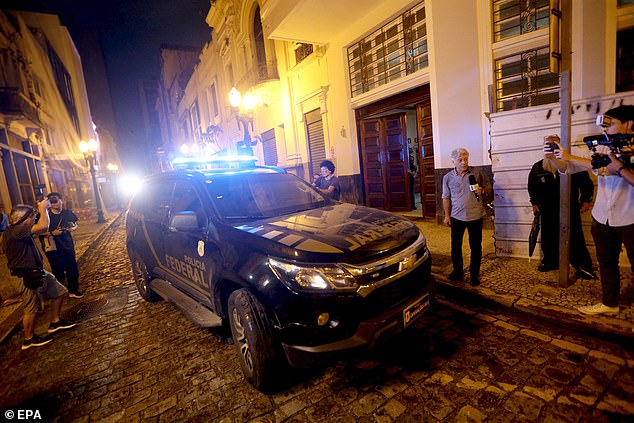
[1,216,633,422]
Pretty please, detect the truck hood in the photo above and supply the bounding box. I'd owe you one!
[233,203,421,263]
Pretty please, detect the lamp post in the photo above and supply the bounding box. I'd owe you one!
[228,87,256,156]
[79,138,106,223]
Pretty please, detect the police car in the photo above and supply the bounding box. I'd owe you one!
[125,156,434,390]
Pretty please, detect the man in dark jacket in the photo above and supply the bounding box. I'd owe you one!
[528,147,596,279]
[3,201,76,350]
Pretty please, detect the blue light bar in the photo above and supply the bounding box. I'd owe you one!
[171,154,258,170]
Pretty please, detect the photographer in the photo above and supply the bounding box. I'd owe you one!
[599,145,634,187]
[2,200,76,350]
[548,105,634,316]
[39,192,83,298]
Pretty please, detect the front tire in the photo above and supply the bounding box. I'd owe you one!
[228,289,283,391]
[129,250,160,302]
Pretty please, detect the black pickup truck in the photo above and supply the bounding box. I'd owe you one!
[125,162,433,390]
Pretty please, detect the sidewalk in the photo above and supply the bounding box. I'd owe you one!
[0,210,632,346]
[402,213,634,343]
[0,210,122,343]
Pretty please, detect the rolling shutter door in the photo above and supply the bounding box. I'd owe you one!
[261,128,278,166]
[304,108,326,178]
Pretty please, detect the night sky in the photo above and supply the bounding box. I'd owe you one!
[5,0,211,173]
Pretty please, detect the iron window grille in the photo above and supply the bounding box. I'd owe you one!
[295,43,314,65]
[494,46,559,112]
[492,0,550,42]
[348,2,427,97]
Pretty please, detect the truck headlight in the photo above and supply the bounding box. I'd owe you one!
[268,258,358,291]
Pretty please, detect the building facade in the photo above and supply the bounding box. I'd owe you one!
[162,0,634,259]
[0,10,106,221]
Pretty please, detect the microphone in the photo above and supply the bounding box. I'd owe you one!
[468,175,480,202]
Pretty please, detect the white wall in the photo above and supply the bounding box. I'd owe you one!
[490,92,634,259]
[427,0,488,168]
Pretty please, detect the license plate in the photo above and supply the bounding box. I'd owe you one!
[403,294,429,328]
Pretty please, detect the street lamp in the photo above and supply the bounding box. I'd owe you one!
[79,138,106,223]
[228,87,257,155]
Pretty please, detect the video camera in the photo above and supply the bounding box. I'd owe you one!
[582,115,633,169]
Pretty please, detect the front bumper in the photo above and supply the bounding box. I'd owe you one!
[277,242,434,365]
[281,284,432,367]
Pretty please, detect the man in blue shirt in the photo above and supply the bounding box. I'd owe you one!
[442,148,490,286]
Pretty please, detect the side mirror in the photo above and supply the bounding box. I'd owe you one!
[169,211,202,232]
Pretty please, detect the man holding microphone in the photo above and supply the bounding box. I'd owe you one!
[442,147,490,286]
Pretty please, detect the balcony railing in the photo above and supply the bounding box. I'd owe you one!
[0,87,40,124]
[235,60,279,90]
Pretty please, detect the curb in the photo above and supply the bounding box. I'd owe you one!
[434,275,634,348]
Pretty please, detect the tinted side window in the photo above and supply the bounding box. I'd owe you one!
[171,180,205,227]
[143,180,174,223]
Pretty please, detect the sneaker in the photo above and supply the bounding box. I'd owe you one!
[578,303,619,316]
[575,268,598,280]
[448,271,464,282]
[69,291,84,299]
[22,335,52,350]
[48,319,77,333]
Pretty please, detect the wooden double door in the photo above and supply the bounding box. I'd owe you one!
[360,115,409,211]
[357,87,436,216]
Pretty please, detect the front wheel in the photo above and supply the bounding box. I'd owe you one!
[129,250,160,302]
[228,289,284,391]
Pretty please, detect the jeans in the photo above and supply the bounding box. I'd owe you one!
[591,219,634,307]
[450,217,483,278]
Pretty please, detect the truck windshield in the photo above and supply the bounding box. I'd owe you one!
[206,173,329,220]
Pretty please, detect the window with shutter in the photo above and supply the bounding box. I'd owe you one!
[261,128,278,166]
[304,109,326,179]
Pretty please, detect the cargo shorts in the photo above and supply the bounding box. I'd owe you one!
[19,270,68,314]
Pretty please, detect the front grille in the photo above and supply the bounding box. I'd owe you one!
[362,256,431,315]
[354,244,427,286]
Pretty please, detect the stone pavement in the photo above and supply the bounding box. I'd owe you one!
[0,209,632,347]
[402,214,634,344]
[0,210,121,343]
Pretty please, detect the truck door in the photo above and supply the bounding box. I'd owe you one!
[163,179,219,306]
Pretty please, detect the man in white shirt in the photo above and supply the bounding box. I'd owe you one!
[548,105,634,315]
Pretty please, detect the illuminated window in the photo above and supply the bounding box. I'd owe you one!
[492,0,550,42]
[494,47,559,111]
[347,2,427,97]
